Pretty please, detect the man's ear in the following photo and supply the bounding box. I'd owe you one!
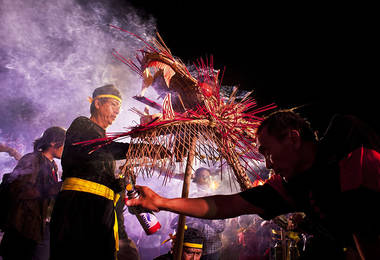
[50,142,58,148]
[289,129,301,149]
[94,99,101,110]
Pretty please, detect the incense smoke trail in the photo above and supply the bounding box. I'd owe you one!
[0,0,155,170]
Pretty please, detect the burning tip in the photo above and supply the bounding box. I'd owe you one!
[126,183,133,191]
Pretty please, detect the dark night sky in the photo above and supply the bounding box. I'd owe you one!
[127,1,378,134]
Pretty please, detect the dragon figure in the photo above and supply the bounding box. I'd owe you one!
[84,25,276,191]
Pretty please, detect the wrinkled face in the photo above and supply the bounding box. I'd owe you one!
[182,247,202,260]
[257,126,301,180]
[95,98,121,128]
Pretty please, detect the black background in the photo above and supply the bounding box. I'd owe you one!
[127,1,378,134]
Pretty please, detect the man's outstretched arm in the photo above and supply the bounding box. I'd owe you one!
[126,185,264,219]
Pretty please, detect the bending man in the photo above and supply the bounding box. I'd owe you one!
[127,110,380,259]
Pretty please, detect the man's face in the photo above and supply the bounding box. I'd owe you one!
[182,247,202,260]
[257,126,301,180]
[195,170,211,186]
[51,143,64,159]
[96,98,121,128]
[54,145,64,159]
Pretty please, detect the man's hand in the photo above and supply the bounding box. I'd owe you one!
[126,185,163,212]
[127,186,264,220]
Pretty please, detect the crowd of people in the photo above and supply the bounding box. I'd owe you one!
[1,83,379,260]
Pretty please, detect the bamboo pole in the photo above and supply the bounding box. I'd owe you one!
[173,135,197,260]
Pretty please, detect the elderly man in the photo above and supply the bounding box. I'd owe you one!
[127,110,380,259]
[50,85,138,260]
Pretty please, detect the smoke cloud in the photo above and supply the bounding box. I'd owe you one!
[0,0,157,169]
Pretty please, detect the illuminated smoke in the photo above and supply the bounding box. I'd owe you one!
[0,0,157,140]
[0,0,155,169]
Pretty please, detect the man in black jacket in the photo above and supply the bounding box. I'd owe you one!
[50,84,136,260]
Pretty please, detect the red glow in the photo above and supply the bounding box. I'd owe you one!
[199,82,213,97]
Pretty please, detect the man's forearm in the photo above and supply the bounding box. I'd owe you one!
[129,186,264,220]
[157,194,263,219]
[159,196,216,219]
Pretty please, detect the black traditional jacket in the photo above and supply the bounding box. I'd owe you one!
[61,116,129,191]
[50,117,130,260]
[6,151,60,242]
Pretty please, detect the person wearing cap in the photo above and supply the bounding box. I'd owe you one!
[0,126,66,260]
[155,227,205,260]
[50,84,138,260]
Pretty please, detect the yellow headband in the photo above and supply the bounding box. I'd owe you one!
[88,94,122,103]
[183,242,203,249]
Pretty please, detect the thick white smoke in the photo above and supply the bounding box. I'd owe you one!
[0,0,156,169]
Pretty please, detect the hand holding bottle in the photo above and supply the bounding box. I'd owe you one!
[125,183,161,235]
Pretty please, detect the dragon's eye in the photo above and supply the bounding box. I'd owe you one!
[199,82,213,97]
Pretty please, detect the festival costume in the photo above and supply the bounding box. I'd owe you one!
[239,115,380,259]
[50,116,129,260]
[0,152,60,259]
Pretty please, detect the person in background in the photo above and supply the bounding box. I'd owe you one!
[237,216,271,260]
[155,227,205,260]
[192,168,213,193]
[0,126,66,260]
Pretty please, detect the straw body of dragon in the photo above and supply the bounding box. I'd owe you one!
[94,25,277,190]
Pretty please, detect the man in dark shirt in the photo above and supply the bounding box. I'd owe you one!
[50,84,137,260]
[155,227,205,260]
[0,126,66,260]
[126,110,380,259]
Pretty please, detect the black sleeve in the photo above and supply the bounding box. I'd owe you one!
[103,141,130,160]
[239,184,293,220]
[340,188,380,235]
[65,117,129,161]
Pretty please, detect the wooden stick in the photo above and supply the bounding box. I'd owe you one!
[352,234,367,260]
[173,135,197,260]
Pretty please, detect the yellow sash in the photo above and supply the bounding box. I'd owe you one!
[61,177,120,252]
